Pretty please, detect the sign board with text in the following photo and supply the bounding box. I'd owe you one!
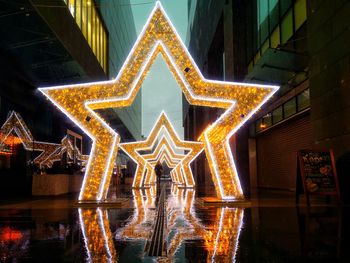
[297,150,340,205]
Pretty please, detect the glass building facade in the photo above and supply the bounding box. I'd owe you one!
[247,0,307,72]
[63,0,108,73]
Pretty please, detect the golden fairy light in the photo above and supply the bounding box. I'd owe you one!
[119,112,203,188]
[79,208,117,262]
[39,1,278,201]
[0,111,87,169]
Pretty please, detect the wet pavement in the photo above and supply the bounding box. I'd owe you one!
[0,183,349,262]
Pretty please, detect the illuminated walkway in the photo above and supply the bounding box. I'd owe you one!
[0,183,348,262]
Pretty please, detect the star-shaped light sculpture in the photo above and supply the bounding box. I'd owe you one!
[0,111,62,168]
[39,1,278,201]
[141,135,185,185]
[119,112,203,188]
[0,111,89,169]
[149,155,182,184]
[171,165,185,185]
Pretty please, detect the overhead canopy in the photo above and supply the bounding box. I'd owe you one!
[245,48,308,85]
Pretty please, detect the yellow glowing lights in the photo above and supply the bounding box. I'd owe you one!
[0,111,87,169]
[39,1,278,201]
[119,112,203,188]
[79,208,117,261]
[143,137,185,185]
[79,187,244,262]
[166,186,244,262]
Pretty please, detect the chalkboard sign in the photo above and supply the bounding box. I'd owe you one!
[297,150,340,205]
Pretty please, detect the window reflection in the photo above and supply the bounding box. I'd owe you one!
[63,0,108,73]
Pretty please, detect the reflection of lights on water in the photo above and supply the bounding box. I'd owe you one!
[79,184,244,262]
[167,186,244,262]
[204,208,244,263]
[0,227,23,241]
[79,208,117,262]
[0,226,30,261]
[115,187,156,240]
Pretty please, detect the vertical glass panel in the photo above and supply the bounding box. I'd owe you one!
[270,26,280,48]
[260,19,269,45]
[284,98,297,118]
[272,106,283,123]
[258,0,269,26]
[294,0,307,30]
[297,89,310,111]
[262,113,272,127]
[269,0,279,31]
[280,0,292,17]
[261,39,269,55]
[97,18,100,63]
[81,0,87,38]
[268,0,278,11]
[258,0,268,45]
[248,61,254,73]
[249,123,256,137]
[87,2,91,44]
[67,0,75,17]
[281,10,293,44]
[92,8,96,55]
[104,32,107,72]
[254,51,261,65]
[76,0,81,28]
[256,118,263,132]
[101,27,104,68]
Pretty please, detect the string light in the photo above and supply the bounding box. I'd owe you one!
[79,208,116,261]
[139,136,185,185]
[0,111,87,169]
[39,1,278,201]
[119,112,203,188]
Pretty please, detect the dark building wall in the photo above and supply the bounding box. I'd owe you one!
[186,0,252,195]
[308,0,350,159]
[0,0,112,195]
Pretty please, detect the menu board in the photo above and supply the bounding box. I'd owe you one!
[298,150,339,197]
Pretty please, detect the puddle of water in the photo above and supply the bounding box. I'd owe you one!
[0,184,349,262]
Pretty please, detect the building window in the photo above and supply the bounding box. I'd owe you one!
[63,0,108,73]
[272,106,283,124]
[269,0,279,31]
[280,0,292,17]
[283,98,297,118]
[294,0,307,30]
[281,9,293,44]
[67,0,75,16]
[256,118,263,132]
[297,89,310,111]
[261,39,269,55]
[249,123,256,137]
[270,26,280,48]
[252,88,310,135]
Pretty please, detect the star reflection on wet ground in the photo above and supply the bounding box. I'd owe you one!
[0,183,349,262]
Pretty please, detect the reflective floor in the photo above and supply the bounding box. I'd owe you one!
[0,183,349,262]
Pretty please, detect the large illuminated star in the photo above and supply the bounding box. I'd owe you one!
[119,112,203,188]
[142,136,185,185]
[39,1,278,201]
